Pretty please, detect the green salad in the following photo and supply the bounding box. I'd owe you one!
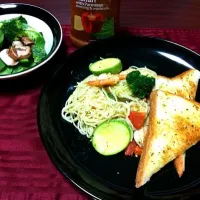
[0,16,47,75]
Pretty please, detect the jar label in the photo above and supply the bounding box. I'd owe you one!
[70,0,120,46]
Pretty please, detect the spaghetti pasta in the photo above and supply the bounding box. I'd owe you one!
[61,67,155,138]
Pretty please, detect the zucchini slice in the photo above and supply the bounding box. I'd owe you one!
[92,118,131,156]
[89,58,122,75]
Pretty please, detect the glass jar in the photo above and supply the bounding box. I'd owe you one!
[70,0,121,48]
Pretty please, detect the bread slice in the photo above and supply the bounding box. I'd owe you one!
[155,69,200,100]
[154,69,200,177]
[134,69,200,176]
[135,90,200,188]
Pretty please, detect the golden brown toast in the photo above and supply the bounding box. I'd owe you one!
[154,69,200,177]
[135,90,200,188]
[155,69,200,99]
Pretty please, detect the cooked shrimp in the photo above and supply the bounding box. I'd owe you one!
[87,67,135,87]
[87,73,126,86]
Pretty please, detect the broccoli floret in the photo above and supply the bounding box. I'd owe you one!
[1,16,28,41]
[126,70,155,99]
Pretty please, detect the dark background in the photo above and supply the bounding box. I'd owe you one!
[0,0,200,28]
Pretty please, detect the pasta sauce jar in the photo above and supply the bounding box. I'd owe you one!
[70,0,121,48]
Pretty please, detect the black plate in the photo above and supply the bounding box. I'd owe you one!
[37,35,200,200]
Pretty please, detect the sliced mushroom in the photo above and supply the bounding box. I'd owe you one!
[15,46,31,59]
[8,46,18,61]
[12,41,23,47]
[8,44,32,61]
[21,37,34,46]
[0,49,18,66]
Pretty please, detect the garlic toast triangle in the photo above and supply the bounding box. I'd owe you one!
[135,90,200,188]
[155,69,200,177]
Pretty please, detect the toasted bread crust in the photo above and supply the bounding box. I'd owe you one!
[174,154,185,177]
[135,90,158,187]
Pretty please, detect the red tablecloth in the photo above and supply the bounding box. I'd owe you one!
[1,25,200,200]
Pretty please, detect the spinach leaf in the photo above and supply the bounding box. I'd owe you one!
[0,29,4,48]
[12,65,28,74]
[0,67,13,75]
[0,58,5,71]
[25,30,46,64]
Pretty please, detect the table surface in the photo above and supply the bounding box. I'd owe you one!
[1,0,200,28]
[0,1,200,200]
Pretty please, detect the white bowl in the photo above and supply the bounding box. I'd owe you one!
[0,3,63,79]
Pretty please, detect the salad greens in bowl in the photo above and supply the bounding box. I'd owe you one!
[0,3,62,79]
